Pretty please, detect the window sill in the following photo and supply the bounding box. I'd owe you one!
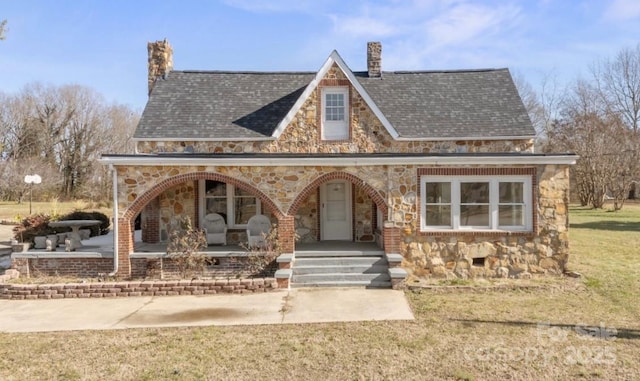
[418,229,533,236]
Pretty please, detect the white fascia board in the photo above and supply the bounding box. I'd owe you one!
[328,51,399,139]
[395,135,535,141]
[99,154,577,167]
[271,50,400,140]
[132,137,275,142]
[271,54,334,139]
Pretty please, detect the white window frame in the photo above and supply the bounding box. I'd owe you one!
[420,175,532,232]
[321,87,349,140]
[200,180,261,229]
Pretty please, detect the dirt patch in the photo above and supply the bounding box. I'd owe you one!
[124,308,246,325]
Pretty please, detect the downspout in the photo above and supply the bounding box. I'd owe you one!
[386,165,392,221]
[108,164,119,276]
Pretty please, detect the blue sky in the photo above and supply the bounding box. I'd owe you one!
[2,0,640,111]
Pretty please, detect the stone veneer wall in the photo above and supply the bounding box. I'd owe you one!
[118,166,389,224]
[294,190,318,242]
[158,182,196,241]
[354,185,375,241]
[400,164,571,280]
[115,162,570,280]
[136,63,534,155]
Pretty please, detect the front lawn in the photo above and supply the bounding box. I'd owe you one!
[0,204,638,380]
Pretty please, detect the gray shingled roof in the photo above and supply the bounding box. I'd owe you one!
[135,68,534,140]
[135,71,314,140]
[355,69,534,139]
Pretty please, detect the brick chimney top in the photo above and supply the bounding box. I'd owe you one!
[367,42,382,78]
[147,39,173,96]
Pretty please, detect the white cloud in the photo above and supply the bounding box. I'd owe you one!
[424,3,521,49]
[604,0,640,21]
[330,14,398,38]
[221,0,325,13]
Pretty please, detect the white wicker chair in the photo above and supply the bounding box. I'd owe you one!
[203,213,227,246]
[246,214,271,248]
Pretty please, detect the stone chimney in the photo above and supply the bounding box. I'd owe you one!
[367,42,382,78]
[147,39,173,95]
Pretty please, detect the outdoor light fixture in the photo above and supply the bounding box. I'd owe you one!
[24,174,42,215]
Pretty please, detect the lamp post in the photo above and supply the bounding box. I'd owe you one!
[24,174,42,215]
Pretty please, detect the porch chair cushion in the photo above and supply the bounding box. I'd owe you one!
[203,213,227,245]
[246,214,271,248]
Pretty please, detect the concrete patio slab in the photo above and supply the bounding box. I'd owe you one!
[0,288,414,333]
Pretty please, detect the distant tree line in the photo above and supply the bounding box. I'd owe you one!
[517,44,640,210]
[0,19,6,40]
[0,83,139,203]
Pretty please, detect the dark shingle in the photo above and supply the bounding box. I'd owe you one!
[135,68,534,140]
[135,71,314,140]
[355,69,534,138]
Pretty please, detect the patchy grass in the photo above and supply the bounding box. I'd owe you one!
[0,200,112,223]
[0,204,639,380]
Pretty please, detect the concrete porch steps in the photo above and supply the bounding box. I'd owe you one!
[290,250,391,288]
[295,250,384,258]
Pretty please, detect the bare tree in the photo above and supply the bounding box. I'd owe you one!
[549,79,640,209]
[513,71,564,152]
[0,83,139,202]
[592,44,640,132]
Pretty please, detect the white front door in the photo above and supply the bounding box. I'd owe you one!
[320,181,352,240]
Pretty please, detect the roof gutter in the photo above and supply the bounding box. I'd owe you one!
[131,135,535,143]
[394,135,535,141]
[100,154,577,167]
[131,137,277,142]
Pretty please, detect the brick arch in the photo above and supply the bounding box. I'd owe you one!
[287,171,388,220]
[122,172,284,222]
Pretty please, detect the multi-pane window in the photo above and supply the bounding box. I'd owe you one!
[325,93,345,121]
[424,182,452,227]
[233,186,258,225]
[205,181,227,221]
[203,180,260,227]
[321,87,349,140]
[420,176,532,231]
[460,181,490,228]
[498,182,526,228]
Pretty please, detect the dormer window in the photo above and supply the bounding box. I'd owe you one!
[321,87,349,140]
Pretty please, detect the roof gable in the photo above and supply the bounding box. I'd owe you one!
[271,50,399,139]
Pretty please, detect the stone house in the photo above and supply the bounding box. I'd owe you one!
[98,40,575,287]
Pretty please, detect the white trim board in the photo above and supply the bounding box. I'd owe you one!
[100,154,577,167]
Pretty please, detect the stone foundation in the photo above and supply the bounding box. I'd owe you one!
[401,236,566,280]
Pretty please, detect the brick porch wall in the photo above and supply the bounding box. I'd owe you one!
[11,257,114,278]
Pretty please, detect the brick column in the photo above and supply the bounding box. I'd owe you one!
[277,215,295,254]
[383,221,400,254]
[117,218,134,277]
